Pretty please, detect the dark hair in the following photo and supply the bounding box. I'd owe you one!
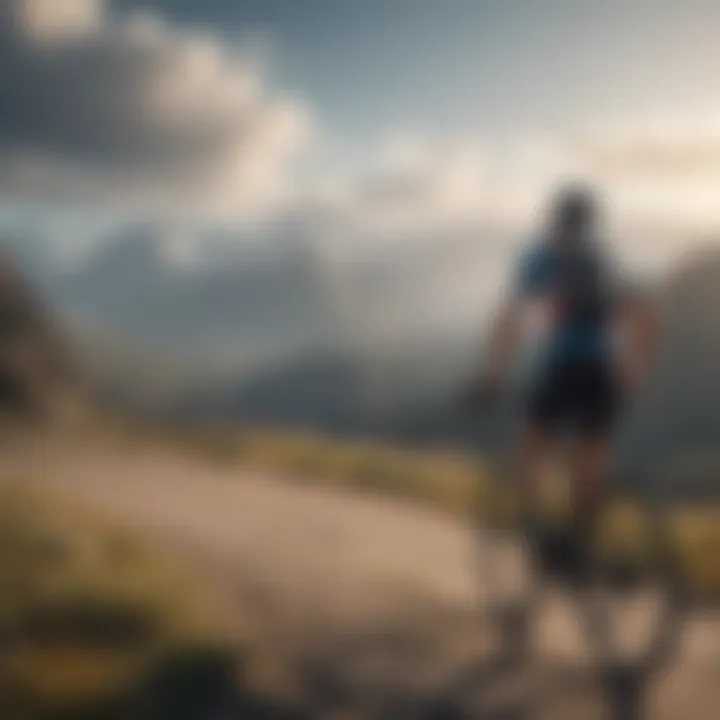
[551,184,598,232]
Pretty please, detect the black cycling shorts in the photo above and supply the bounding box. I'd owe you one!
[526,358,621,436]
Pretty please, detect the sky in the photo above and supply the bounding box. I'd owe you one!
[2,0,720,236]
[113,0,720,166]
[1,0,720,364]
[115,1,720,137]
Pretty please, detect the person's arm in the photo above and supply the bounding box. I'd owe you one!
[466,245,538,405]
[616,288,661,395]
[464,293,525,409]
[478,298,524,389]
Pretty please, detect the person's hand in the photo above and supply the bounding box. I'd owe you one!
[615,358,645,404]
[463,372,505,412]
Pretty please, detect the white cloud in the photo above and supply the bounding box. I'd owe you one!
[343,115,720,251]
[7,0,101,41]
[0,0,311,213]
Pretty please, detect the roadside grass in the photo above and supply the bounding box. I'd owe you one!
[671,508,720,602]
[0,484,242,720]
[107,417,720,603]
[112,419,484,515]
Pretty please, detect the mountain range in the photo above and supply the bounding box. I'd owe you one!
[4,229,720,499]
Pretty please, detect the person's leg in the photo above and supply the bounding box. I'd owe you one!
[521,363,564,518]
[517,419,583,581]
[567,433,613,540]
[568,358,620,543]
[516,421,552,516]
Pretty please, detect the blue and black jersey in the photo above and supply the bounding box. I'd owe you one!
[514,236,632,432]
[514,237,627,367]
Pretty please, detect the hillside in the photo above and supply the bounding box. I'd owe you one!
[6,438,717,719]
[616,247,720,493]
[0,249,72,420]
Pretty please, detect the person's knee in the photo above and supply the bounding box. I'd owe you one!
[571,435,611,482]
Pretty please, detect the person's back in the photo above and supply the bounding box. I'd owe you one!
[519,233,615,356]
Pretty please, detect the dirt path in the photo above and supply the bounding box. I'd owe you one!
[2,436,718,719]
